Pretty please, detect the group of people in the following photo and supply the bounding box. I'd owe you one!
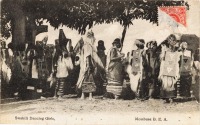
[1,30,199,103]
[105,34,198,103]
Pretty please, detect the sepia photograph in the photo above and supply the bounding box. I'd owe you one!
[0,0,200,125]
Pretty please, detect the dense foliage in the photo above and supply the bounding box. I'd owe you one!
[1,0,188,39]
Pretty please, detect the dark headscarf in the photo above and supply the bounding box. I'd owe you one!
[167,34,177,46]
[97,40,106,50]
[112,38,121,45]
[135,39,145,49]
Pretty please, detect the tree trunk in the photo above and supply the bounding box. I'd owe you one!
[11,2,26,48]
[120,25,127,52]
[25,16,37,45]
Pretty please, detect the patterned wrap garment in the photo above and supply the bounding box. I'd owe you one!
[127,49,148,94]
[55,53,73,96]
[106,47,124,96]
[159,46,181,98]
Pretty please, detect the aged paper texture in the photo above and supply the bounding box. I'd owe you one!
[0,0,200,125]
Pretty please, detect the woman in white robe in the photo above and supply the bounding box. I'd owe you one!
[76,31,104,100]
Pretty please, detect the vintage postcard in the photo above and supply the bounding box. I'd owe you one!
[0,0,200,125]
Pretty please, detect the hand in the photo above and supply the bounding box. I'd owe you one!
[158,75,162,81]
[175,75,180,80]
[132,71,138,75]
[161,44,166,51]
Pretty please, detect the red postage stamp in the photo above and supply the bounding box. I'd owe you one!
[158,6,187,27]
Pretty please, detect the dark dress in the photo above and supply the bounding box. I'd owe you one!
[94,50,107,95]
[146,48,161,98]
[179,50,192,97]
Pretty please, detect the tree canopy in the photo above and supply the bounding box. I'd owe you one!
[1,0,188,39]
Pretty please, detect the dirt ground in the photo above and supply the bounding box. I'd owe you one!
[0,95,200,125]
